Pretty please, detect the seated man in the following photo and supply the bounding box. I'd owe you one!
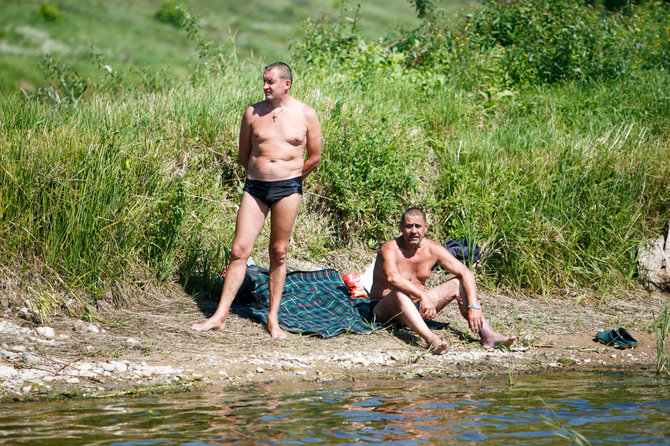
[369,207,515,354]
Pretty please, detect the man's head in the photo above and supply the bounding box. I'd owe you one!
[263,62,292,102]
[400,207,427,249]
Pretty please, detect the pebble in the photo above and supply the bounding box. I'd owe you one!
[73,320,87,333]
[21,352,42,365]
[36,327,55,339]
[87,325,100,334]
[0,365,18,379]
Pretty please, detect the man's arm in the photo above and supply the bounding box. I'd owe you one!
[434,242,482,332]
[380,242,437,319]
[238,106,253,170]
[301,106,321,178]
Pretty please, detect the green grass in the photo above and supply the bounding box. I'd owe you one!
[0,0,471,92]
[0,0,669,317]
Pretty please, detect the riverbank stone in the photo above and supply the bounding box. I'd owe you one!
[36,327,55,338]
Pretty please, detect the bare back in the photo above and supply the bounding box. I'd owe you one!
[241,99,318,181]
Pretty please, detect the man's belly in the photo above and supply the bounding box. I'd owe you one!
[248,155,304,181]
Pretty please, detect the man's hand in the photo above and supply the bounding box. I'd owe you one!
[419,294,437,320]
[468,308,483,333]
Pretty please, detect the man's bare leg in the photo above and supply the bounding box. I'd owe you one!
[373,291,447,354]
[428,279,516,349]
[265,193,302,339]
[191,193,268,332]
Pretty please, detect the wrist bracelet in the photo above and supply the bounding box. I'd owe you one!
[468,304,481,310]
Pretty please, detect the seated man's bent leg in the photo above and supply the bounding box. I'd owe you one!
[427,278,515,349]
[191,192,269,332]
[373,291,447,355]
[265,192,302,339]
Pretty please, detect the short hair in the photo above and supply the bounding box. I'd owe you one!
[264,62,293,84]
[401,207,426,225]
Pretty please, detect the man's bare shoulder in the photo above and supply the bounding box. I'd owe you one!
[245,101,271,119]
[380,238,400,253]
[422,238,444,251]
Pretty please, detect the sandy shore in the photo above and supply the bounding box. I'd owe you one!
[1,268,667,401]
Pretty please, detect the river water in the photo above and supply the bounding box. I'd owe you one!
[1,371,668,445]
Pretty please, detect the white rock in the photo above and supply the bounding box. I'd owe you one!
[256,368,265,373]
[76,362,93,371]
[102,363,116,372]
[36,327,55,338]
[22,386,32,393]
[115,362,127,373]
[66,377,80,384]
[87,325,100,334]
[0,365,18,379]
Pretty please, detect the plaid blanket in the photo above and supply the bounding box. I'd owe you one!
[232,268,378,338]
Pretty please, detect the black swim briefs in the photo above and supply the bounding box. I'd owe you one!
[243,176,303,207]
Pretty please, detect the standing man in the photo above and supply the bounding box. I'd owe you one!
[192,62,322,338]
[370,208,515,353]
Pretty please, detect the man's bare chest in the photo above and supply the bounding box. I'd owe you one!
[252,117,306,148]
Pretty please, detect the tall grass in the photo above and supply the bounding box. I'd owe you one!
[656,306,670,376]
[0,0,669,315]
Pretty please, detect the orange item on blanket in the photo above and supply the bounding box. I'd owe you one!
[341,273,368,298]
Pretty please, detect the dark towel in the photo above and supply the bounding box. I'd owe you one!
[232,267,378,338]
[444,239,481,267]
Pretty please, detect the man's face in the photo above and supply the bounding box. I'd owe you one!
[401,214,427,249]
[263,68,289,101]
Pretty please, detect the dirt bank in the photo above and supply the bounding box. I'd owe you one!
[1,258,668,401]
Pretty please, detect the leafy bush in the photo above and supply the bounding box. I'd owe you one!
[318,115,420,244]
[36,2,64,23]
[154,0,187,27]
[296,0,669,88]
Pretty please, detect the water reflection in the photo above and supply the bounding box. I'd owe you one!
[0,372,668,445]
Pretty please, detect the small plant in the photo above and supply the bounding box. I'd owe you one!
[538,398,592,445]
[36,2,64,23]
[507,360,516,386]
[655,306,670,376]
[38,54,88,102]
[154,0,186,27]
[410,345,434,363]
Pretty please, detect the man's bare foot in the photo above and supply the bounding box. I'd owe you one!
[429,336,448,355]
[191,317,226,332]
[481,333,516,349]
[267,323,287,339]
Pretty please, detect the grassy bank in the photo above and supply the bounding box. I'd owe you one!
[0,0,668,320]
[0,0,464,92]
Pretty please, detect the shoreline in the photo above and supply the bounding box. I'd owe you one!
[1,280,667,402]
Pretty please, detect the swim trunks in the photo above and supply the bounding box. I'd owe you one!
[243,176,303,207]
